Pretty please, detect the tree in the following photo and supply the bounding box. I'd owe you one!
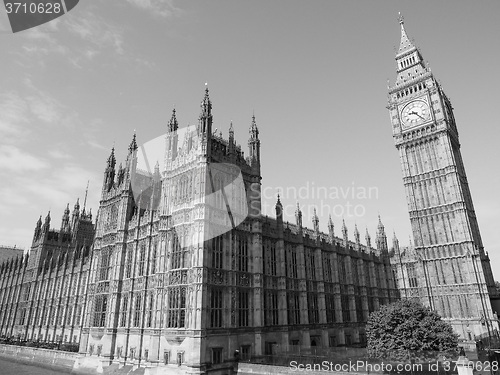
[366,299,458,361]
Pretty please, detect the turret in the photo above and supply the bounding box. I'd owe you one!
[104,147,116,191]
[295,203,302,229]
[42,211,51,233]
[198,85,212,136]
[60,203,70,232]
[342,219,348,245]
[168,107,179,133]
[375,215,388,252]
[71,198,80,229]
[248,114,260,166]
[228,121,235,156]
[327,215,334,243]
[392,231,400,253]
[312,208,319,234]
[354,223,360,245]
[127,132,138,176]
[117,163,125,186]
[167,108,179,160]
[365,228,371,248]
[275,194,283,226]
[33,215,42,242]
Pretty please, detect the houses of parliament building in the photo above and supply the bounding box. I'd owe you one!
[0,16,498,375]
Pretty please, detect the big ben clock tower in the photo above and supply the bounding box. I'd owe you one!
[388,15,499,340]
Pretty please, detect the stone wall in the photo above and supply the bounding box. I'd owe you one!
[0,343,79,371]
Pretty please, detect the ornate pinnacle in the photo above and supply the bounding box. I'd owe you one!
[129,132,138,153]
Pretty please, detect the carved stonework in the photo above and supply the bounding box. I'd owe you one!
[209,269,226,285]
[236,272,250,287]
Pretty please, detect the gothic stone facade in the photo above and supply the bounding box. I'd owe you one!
[81,88,397,374]
[387,18,499,340]
[0,202,94,344]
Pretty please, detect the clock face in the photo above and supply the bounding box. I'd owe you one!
[401,100,431,128]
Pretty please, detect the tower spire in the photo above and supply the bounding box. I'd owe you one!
[393,14,428,86]
[83,180,89,212]
[397,12,416,56]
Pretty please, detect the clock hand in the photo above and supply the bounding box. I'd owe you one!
[409,111,425,120]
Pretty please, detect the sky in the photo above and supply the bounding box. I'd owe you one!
[0,1,499,274]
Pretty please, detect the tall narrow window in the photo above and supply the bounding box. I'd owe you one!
[214,177,224,209]
[341,293,350,322]
[125,246,133,278]
[212,236,223,269]
[305,249,316,280]
[355,294,363,322]
[133,293,142,327]
[93,295,107,327]
[238,289,249,327]
[75,305,82,326]
[120,295,128,327]
[167,287,186,328]
[307,293,319,324]
[351,259,359,284]
[264,291,279,326]
[99,249,111,281]
[19,309,26,325]
[147,292,154,328]
[210,288,223,328]
[287,292,300,325]
[364,263,371,287]
[138,242,147,276]
[150,240,158,275]
[338,256,346,284]
[237,233,248,272]
[323,255,332,282]
[326,294,336,323]
[286,245,298,279]
[171,234,186,269]
[66,305,73,325]
[407,263,418,288]
[264,241,277,276]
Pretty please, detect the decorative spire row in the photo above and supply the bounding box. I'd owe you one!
[272,198,396,250]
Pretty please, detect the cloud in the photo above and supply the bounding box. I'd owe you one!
[65,11,124,55]
[48,149,72,160]
[125,0,181,17]
[19,26,68,59]
[27,94,64,123]
[0,145,50,172]
[0,93,30,138]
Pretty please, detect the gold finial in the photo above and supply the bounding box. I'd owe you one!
[398,12,404,24]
